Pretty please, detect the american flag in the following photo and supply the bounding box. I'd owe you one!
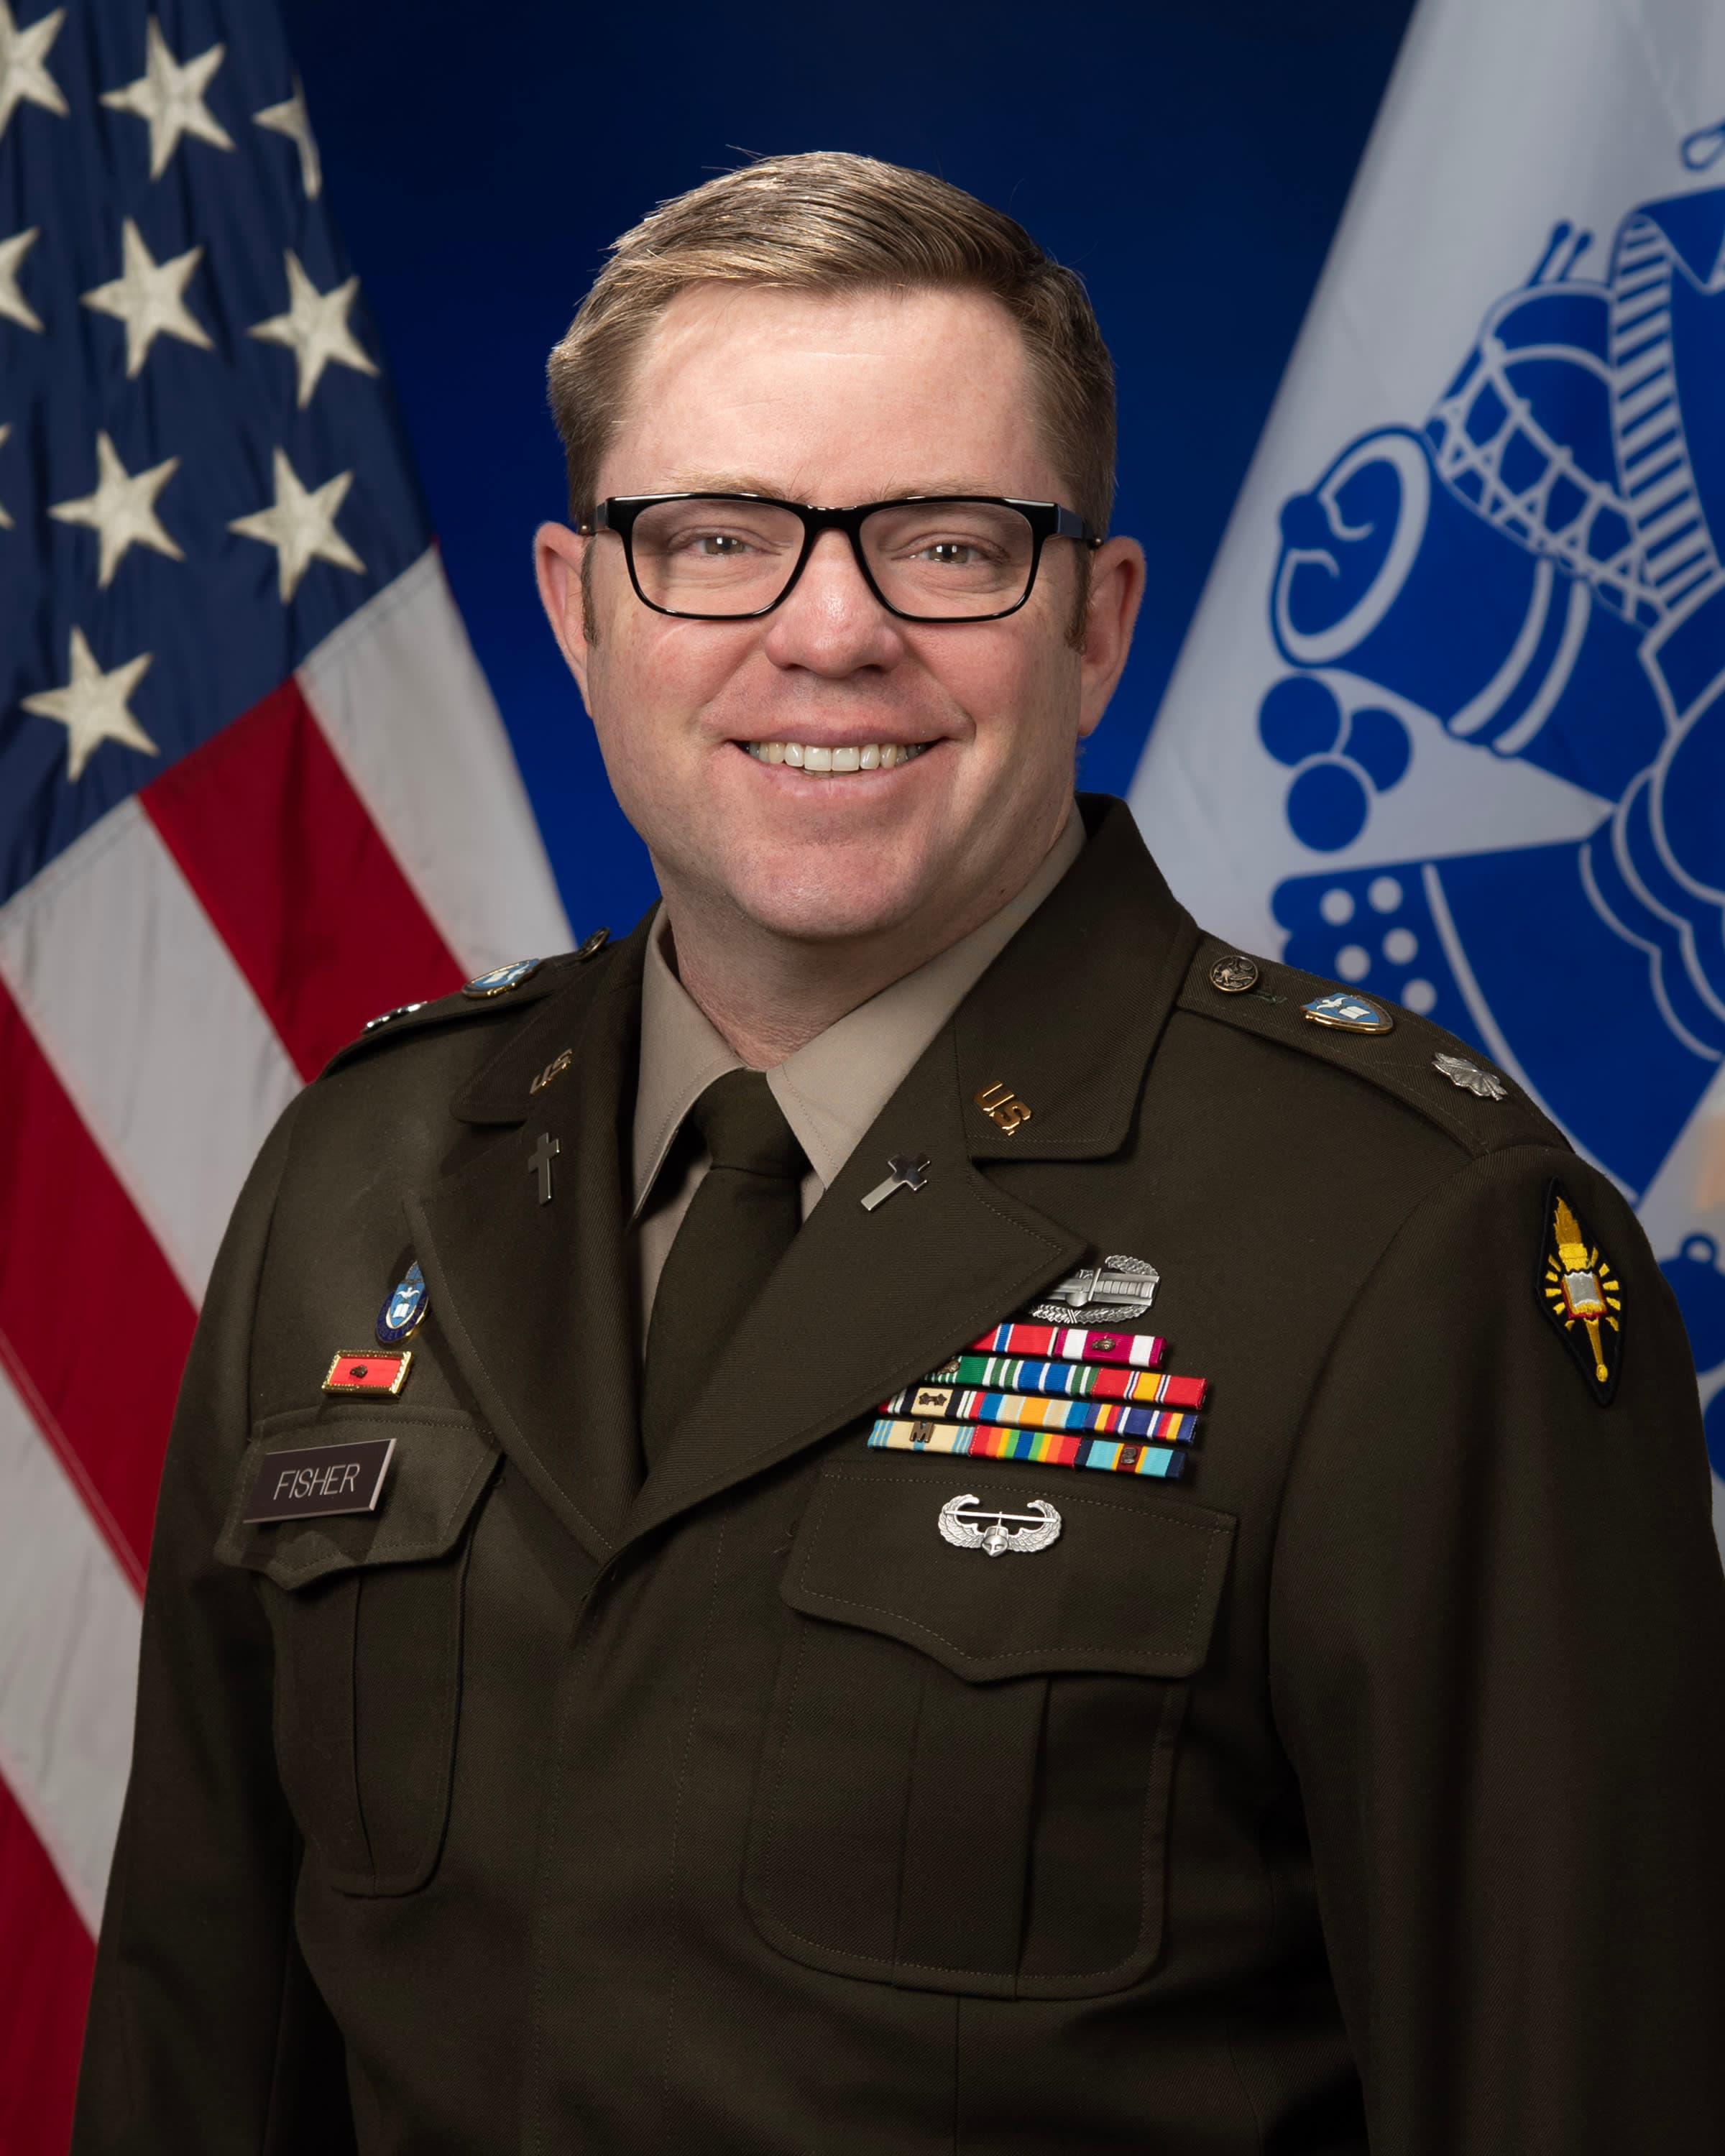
[0,3,569,2142]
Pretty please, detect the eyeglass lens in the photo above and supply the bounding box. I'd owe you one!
[626,498,1039,618]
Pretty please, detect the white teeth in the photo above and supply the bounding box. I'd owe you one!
[743,740,929,775]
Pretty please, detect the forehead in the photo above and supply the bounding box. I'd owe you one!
[599,282,1057,502]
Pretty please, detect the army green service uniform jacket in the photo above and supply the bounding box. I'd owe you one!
[75,799,1725,2153]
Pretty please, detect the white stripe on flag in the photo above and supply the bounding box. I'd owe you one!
[0,1366,140,1934]
[298,550,573,972]
[0,801,301,1302]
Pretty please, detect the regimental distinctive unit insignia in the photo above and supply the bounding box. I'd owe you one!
[461,958,541,999]
[1434,1051,1506,1100]
[1029,1254,1159,1326]
[323,1350,411,1396]
[937,1492,1062,1557]
[1539,1181,1623,1402]
[1303,991,1394,1035]
[1209,953,1259,995]
[375,1261,428,1345]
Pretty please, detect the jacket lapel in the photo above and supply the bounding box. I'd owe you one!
[623,798,1199,1547]
[408,923,650,1563]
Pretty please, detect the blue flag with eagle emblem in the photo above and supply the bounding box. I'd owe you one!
[1131,0,1725,1554]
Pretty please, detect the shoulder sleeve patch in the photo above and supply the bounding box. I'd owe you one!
[1537,1178,1624,1405]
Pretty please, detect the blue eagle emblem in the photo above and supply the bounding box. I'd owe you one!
[461,958,542,999]
[376,1261,429,1346]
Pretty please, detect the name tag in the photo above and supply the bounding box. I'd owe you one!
[244,1438,396,1524]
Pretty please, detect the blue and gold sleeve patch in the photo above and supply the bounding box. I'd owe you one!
[1539,1180,1622,1404]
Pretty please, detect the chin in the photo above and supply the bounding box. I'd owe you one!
[719,842,938,946]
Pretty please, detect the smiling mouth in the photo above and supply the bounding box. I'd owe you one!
[742,740,932,775]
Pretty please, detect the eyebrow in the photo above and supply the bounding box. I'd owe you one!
[643,474,1018,503]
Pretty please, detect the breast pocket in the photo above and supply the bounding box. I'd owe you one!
[744,1459,1235,2000]
[215,1408,500,1897]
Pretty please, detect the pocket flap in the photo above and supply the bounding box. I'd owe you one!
[216,1409,500,1589]
[781,1460,1236,1681]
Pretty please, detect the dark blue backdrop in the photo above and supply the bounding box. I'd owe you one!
[279,0,1412,935]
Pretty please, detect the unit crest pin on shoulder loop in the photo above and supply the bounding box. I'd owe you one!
[1303,990,1394,1035]
[462,958,541,999]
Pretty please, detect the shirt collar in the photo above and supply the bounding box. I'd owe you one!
[629,807,1087,1222]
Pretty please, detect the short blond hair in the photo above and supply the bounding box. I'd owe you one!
[546,152,1117,535]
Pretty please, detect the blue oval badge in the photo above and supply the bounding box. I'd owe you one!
[376,1261,429,1345]
[461,959,541,999]
[1302,990,1394,1036]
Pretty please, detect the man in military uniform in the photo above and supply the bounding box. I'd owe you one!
[75,155,1725,2154]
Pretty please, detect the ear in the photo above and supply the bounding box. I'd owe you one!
[534,521,592,700]
[1076,535,1146,740]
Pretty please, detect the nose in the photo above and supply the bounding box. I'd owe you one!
[760,528,903,677]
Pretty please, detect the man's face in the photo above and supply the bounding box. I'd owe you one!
[536,283,1142,949]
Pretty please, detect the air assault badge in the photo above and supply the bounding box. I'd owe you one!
[1539,1181,1622,1404]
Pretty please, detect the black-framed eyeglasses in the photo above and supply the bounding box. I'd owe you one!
[579,493,1099,623]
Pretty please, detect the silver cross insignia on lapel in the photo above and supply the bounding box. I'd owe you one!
[528,1130,560,1204]
[860,1153,930,1212]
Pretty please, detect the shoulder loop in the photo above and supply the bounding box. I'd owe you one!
[1177,934,1566,1158]
[317,942,607,1082]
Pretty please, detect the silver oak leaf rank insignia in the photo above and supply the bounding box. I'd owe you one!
[1539,1181,1622,1404]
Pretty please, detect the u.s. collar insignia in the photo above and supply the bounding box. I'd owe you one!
[462,959,541,999]
[1303,990,1393,1035]
[1029,1254,1158,1326]
[1539,1181,1622,1403]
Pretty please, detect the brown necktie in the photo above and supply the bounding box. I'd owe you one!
[641,1069,807,1467]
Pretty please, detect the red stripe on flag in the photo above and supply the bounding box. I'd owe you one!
[0,1774,96,2156]
[0,982,196,1585]
[143,678,464,1079]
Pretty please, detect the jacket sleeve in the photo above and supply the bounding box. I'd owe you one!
[1269,1143,1725,2153]
[72,1095,358,2154]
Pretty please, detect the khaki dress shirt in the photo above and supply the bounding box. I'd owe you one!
[630,808,1085,1329]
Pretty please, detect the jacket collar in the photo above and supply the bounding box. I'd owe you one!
[409,916,652,1560]
[622,797,1198,1544]
[411,798,1197,1556]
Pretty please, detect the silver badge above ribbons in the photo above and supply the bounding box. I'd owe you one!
[1029,1253,1159,1326]
[1433,1051,1507,1100]
[937,1493,1062,1557]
